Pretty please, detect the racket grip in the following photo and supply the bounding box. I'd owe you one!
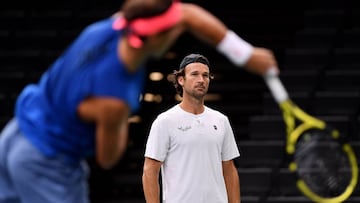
[263,68,289,104]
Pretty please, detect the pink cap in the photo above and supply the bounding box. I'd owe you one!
[113,2,182,48]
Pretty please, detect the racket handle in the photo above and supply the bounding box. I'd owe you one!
[263,67,289,104]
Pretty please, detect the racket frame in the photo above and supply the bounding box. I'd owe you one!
[264,69,359,202]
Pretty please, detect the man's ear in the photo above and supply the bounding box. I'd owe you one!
[177,76,184,86]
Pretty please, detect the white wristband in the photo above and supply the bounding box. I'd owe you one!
[216,30,253,67]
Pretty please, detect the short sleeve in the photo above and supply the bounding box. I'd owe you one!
[144,115,170,162]
[221,116,240,161]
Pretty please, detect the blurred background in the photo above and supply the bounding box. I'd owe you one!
[1,0,360,202]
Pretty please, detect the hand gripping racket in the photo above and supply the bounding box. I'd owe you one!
[264,68,358,202]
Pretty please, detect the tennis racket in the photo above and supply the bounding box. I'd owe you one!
[263,68,358,203]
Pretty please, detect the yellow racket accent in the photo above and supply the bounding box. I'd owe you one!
[288,162,297,172]
[332,129,340,139]
[279,100,325,154]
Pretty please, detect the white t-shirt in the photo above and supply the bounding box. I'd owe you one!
[144,104,240,203]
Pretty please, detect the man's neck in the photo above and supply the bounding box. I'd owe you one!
[179,97,205,115]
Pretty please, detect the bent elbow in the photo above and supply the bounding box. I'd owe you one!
[97,157,116,170]
[96,152,123,170]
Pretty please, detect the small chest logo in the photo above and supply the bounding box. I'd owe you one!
[178,126,191,132]
[213,125,217,130]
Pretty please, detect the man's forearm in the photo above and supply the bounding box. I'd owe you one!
[142,174,161,203]
[224,165,241,203]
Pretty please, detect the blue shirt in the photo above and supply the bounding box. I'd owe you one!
[15,17,146,165]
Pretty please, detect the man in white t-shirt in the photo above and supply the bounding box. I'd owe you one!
[142,53,241,203]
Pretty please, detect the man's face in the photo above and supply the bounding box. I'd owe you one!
[179,62,211,99]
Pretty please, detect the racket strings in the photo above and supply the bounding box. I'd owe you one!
[294,130,352,197]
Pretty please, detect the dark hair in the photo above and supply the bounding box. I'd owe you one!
[121,0,173,21]
[171,54,213,97]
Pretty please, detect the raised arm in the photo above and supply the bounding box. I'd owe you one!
[181,3,278,76]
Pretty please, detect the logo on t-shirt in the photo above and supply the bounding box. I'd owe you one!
[213,125,217,130]
[178,126,191,131]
